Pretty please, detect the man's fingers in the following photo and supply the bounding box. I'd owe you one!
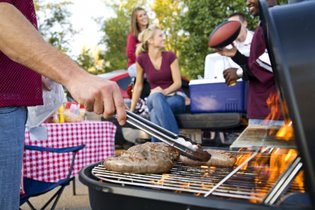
[93,91,104,115]
[112,86,126,126]
[99,82,126,125]
[84,98,95,112]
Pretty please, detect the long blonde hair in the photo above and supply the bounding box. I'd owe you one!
[135,25,161,56]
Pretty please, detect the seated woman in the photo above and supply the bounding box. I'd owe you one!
[130,25,186,142]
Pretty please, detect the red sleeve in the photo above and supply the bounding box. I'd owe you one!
[168,51,177,64]
[126,33,137,67]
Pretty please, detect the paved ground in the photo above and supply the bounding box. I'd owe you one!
[20,177,91,210]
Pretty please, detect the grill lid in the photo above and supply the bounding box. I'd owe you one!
[259,0,315,204]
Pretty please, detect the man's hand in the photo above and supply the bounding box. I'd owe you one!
[223,68,238,86]
[66,74,127,126]
[216,43,237,58]
[0,3,127,125]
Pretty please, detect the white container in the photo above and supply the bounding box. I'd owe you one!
[204,53,241,82]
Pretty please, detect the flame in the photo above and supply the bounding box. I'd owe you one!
[264,93,281,122]
[275,120,294,141]
[174,182,190,193]
[246,148,305,203]
[263,93,294,141]
[268,148,304,191]
[235,151,252,170]
[151,174,170,185]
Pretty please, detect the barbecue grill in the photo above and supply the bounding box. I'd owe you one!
[79,1,315,209]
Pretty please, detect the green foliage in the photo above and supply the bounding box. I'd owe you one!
[151,0,182,51]
[176,0,248,79]
[35,0,77,53]
[152,0,288,79]
[100,10,130,71]
[76,47,105,75]
[99,0,148,72]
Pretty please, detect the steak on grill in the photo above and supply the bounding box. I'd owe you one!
[104,142,180,174]
[179,149,236,167]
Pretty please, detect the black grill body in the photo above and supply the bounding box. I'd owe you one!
[260,0,315,204]
[79,1,315,209]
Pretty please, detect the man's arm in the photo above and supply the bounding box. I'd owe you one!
[217,45,254,81]
[0,3,126,124]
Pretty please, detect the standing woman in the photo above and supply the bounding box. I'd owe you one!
[126,6,150,110]
[130,25,186,142]
[126,7,149,69]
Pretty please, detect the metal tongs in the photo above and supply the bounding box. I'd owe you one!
[125,110,211,162]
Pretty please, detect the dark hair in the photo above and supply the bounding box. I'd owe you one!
[228,12,247,23]
[130,7,149,38]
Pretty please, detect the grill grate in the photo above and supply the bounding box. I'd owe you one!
[92,149,305,203]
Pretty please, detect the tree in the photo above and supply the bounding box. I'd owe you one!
[34,0,77,54]
[151,0,182,52]
[177,0,247,79]
[76,47,105,75]
[99,10,130,71]
[99,0,148,72]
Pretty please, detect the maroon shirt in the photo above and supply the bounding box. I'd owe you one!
[126,33,139,67]
[247,26,281,120]
[0,0,43,107]
[137,51,177,90]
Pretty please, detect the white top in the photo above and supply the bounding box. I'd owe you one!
[204,30,254,82]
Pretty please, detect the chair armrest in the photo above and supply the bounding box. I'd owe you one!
[24,144,85,153]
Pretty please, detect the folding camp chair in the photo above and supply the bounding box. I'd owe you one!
[20,144,85,210]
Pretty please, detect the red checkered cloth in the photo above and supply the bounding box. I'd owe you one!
[23,121,116,182]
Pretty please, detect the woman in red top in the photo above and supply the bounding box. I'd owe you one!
[130,25,186,142]
[126,7,149,67]
[126,7,150,104]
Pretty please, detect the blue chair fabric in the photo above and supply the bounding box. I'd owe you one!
[20,144,85,210]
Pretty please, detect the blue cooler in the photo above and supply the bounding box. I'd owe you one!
[189,79,247,113]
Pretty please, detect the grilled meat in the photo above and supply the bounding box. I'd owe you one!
[179,149,236,167]
[104,142,180,174]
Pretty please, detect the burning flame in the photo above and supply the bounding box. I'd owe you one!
[264,93,294,141]
[275,121,294,141]
[240,148,305,203]
[264,93,281,122]
[151,174,170,185]
[234,147,304,203]
[268,148,304,191]
[174,182,190,193]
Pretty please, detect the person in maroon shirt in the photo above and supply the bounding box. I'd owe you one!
[126,7,151,100]
[217,0,283,126]
[126,7,149,68]
[130,25,186,142]
[0,1,126,208]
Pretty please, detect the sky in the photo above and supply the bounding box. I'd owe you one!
[66,0,115,57]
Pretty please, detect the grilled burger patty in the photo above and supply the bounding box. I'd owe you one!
[104,142,180,174]
[179,149,236,167]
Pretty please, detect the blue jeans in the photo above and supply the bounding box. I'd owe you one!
[0,107,27,210]
[146,93,185,142]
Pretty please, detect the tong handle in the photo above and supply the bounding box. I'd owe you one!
[126,110,177,139]
[125,111,211,162]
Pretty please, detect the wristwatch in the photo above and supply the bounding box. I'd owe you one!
[236,68,243,78]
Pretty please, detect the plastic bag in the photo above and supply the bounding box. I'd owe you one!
[26,79,66,128]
